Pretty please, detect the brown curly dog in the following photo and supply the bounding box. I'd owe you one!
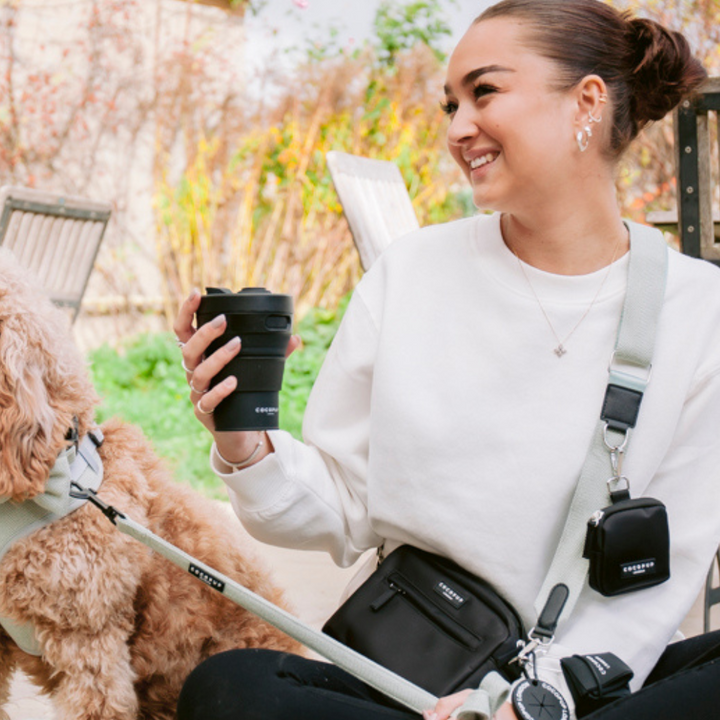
[0,248,300,719]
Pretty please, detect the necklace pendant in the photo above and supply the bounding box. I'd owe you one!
[554,344,567,358]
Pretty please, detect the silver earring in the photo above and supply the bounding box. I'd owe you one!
[576,125,592,152]
[588,111,603,124]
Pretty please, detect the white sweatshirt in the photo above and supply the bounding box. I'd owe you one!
[213,212,720,701]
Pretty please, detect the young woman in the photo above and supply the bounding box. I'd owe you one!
[173,1,720,718]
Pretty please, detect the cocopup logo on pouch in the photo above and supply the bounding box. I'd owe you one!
[621,559,656,577]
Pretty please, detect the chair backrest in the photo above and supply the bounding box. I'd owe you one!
[0,186,112,323]
[326,151,420,271]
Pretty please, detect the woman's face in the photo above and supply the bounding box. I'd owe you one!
[443,18,581,215]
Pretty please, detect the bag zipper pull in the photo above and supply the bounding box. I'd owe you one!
[589,510,604,527]
[371,582,403,611]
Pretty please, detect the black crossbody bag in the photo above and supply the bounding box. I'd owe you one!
[323,545,524,697]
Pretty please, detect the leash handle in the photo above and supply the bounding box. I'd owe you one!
[77,486,438,714]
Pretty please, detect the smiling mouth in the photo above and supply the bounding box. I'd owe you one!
[469,152,499,171]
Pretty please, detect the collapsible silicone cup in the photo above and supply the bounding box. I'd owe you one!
[196,287,293,431]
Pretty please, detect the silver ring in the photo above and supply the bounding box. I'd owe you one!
[176,337,186,348]
[181,358,194,374]
[196,397,214,415]
[189,379,208,394]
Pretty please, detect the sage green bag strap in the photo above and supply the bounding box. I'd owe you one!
[533,222,669,636]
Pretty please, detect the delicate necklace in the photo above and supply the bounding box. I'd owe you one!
[512,233,624,358]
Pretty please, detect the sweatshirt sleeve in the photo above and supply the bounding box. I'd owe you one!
[211,284,384,568]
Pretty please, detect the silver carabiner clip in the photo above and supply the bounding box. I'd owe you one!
[510,628,554,666]
[603,424,629,454]
[511,638,540,666]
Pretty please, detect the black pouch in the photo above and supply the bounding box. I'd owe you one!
[561,652,634,718]
[322,545,524,697]
[583,497,670,596]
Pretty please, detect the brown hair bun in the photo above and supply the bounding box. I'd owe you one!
[625,17,707,128]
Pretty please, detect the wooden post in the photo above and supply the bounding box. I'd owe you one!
[675,77,720,264]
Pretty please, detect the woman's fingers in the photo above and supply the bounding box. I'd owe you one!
[189,335,241,430]
[424,689,474,720]
[181,313,230,374]
[493,701,520,719]
[286,334,302,357]
[193,375,237,427]
[174,288,201,345]
[190,336,241,394]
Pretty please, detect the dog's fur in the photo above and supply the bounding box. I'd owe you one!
[0,249,300,719]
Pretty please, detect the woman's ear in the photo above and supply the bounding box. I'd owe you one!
[575,74,609,125]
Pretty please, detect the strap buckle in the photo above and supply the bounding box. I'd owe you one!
[69,483,125,525]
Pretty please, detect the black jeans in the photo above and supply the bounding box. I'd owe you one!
[177,630,720,720]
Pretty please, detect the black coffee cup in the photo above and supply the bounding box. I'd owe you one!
[196,287,293,431]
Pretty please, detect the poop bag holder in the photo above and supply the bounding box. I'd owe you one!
[322,545,524,697]
[561,652,634,718]
[583,495,670,596]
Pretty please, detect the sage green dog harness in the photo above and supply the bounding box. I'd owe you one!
[0,431,104,655]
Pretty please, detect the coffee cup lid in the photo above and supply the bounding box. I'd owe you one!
[198,287,293,315]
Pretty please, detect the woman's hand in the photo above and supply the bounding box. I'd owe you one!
[422,693,519,720]
[494,701,520,720]
[423,689,473,720]
[173,288,301,465]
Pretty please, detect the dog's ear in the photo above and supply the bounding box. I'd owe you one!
[0,255,98,500]
[0,309,64,500]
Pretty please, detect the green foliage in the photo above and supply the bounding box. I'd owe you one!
[88,297,350,497]
[373,0,456,67]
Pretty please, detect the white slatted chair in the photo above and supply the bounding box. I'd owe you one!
[326,151,420,271]
[0,186,112,323]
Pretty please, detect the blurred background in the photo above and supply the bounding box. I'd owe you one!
[1,0,718,496]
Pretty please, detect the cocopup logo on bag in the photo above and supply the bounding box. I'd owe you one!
[433,580,467,609]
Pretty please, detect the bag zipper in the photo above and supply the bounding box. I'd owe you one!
[588,497,664,531]
[371,582,402,611]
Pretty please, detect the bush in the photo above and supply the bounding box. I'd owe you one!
[89,297,349,497]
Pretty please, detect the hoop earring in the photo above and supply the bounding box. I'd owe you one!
[588,111,603,124]
[576,125,592,152]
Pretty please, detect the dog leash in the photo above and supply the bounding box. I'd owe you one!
[68,481,438,714]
